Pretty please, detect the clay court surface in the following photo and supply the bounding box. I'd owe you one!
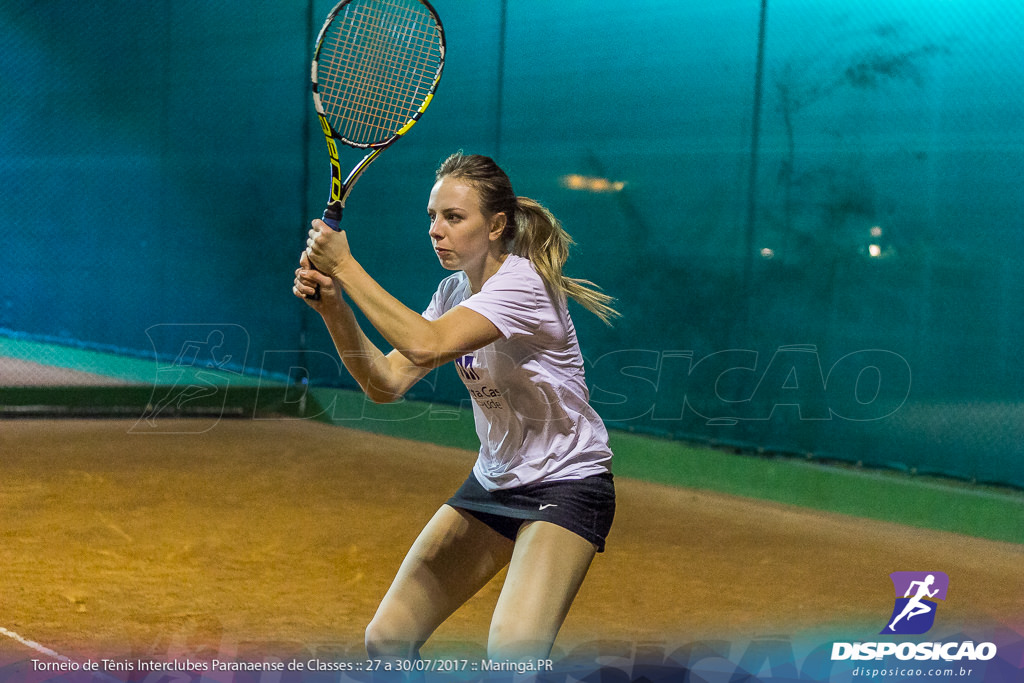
[1,418,1022,665]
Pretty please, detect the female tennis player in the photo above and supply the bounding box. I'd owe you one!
[293,152,618,663]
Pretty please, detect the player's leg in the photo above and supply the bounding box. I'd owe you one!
[486,520,597,661]
[365,504,514,659]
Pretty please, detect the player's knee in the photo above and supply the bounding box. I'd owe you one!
[363,617,395,658]
[365,616,419,660]
[487,618,552,662]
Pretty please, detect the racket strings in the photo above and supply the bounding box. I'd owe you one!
[318,0,442,145]
[348,5,425,130]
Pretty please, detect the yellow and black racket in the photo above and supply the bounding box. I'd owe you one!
[308,0,445,290]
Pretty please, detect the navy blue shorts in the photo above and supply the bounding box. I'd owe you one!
[446,472,615,552]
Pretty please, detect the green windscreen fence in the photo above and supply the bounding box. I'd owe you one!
[2,1,1021,489]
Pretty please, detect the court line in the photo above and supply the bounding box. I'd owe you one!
[1,626,127,683]
[0,626,74,662]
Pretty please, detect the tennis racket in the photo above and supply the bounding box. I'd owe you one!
[307,0,446,297]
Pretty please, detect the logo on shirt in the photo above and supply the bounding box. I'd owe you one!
[454,353,506,411]
[455,354,480,381]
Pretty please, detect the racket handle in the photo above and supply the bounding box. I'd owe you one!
[307,205,343,301]
[322,203,343,231]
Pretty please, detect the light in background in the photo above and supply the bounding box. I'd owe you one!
[560,174,626,193]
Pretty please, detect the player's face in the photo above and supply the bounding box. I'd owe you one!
[427,178,502,272]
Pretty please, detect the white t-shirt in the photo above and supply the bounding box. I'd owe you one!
[422,254,613,491]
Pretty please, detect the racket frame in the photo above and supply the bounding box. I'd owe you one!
[310,0,446,229]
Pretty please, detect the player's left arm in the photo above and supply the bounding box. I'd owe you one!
[305,223,502,368]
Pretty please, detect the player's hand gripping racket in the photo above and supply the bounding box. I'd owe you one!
[307,0,445,298]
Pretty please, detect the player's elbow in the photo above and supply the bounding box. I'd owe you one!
[402,346,448,371]
[400,320,470,370]
[360,376,408,404]
[364,386,403,404]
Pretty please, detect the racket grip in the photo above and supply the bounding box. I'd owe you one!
[322,203,342,231]
[307,205,342,301]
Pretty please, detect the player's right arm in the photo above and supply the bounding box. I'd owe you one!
[294,252,428,403]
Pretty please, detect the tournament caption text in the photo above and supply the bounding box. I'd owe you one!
[32,657,555,675]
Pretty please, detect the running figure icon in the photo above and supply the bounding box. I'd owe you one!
[882,571,949,635]
[888,574,938,631]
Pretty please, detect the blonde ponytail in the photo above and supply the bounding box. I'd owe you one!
[510,197,619,325]
[436,151,619,325]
